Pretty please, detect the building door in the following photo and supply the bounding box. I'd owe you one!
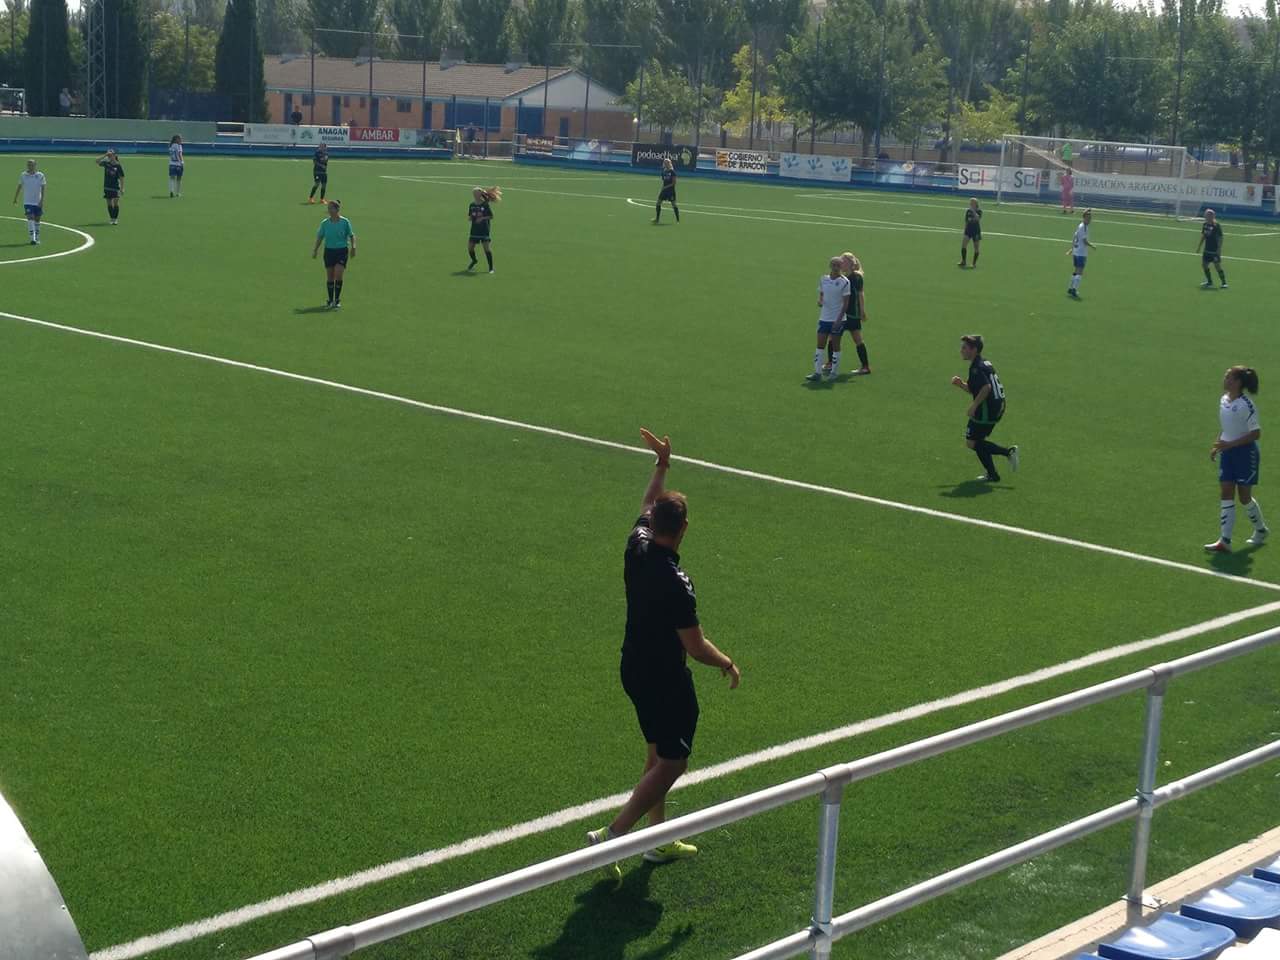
[283,93,293,122]
[370,97,379,128]
[331,95,341,125]
[558,116,569,139]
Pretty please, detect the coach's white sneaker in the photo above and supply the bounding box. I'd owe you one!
[1248,528,1269,546]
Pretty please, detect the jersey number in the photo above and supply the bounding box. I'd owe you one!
[989,372,1005,400]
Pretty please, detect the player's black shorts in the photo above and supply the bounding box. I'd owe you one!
[469,230,491,242]
[313,171,328,184]
[103,188,120,199]
[621,662,699,760]
[836,314,862,333]
[965,418,1000,442]
[1202,251,1221,264]
[323,247,349,268]
[965,225,981,240]
[658,186,676,203]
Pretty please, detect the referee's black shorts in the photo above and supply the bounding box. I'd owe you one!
[621,662,699,760]
[323,247,349,268]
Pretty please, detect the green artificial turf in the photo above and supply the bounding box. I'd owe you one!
[1,154,1278,960]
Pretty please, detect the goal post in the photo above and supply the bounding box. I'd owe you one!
[997,134,1194,218]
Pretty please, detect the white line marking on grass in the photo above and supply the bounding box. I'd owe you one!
[0,217,94,265]
[383,174,632,203]
[4,307,1279,594]
[91,597,1280,960]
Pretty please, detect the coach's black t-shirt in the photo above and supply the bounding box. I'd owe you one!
[622,514,698,680]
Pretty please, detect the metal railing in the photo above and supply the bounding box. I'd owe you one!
[244,624,1280,960]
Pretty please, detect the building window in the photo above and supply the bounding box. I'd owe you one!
[359,97,366,108]
[342,95,350,107]
[396,98,413,113]
[300,94,313,106]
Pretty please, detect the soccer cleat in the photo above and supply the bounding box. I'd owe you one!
[1008,445,1020,472]
[805,372,822,382]
[308,197,316,204]
[857,366,871,375]
[467,261,476,271]
[325,301,334,309]
[488,269,495,275]
[1203,539,1231,553]
[820,363,832,374]
[643,839,698,863]
[1201,280,1213,288]
[333,302,341,309]
[1248,528,1269,545]
[1220,282,1229,289]
[977,473,1000,482]
[585,827,622,881]
[825,371,839,382]
[29,238,36,245]
[1067,288,1079,299]
[957,261,966,268]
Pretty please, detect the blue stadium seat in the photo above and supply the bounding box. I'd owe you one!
[1097,912,1237,960]
[1255,858,1280,885]
[1181,876,1280,939]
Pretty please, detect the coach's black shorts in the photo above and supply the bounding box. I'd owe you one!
[1202,252,1221,265]
[323,247,349,268]
[965,418,1000,442]
[621,663,699,760]
[103,189,120,199]
[469,230,491,242]
[658,186,676,203]
[964,225,981,240]
[313,171,328,184]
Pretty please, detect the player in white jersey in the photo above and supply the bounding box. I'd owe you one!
[1066,208,1095,299]
[12,158,45,244]
[1206,365,1267,552]
[806,257,851,383]
[168,135,184,198]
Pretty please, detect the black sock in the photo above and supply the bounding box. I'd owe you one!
[107,202,114,218]
[673,205,680,222]
[310,185,317,198]
[972,249,979,265]
[960,247,967,264]
[976,448,998,478]
[485,249,493,270]
[826,341,835,364]
[979,439,1010,457]
[856,343,869,368]
[655,204,661,220]
[320,188,326,200]
[334,281,342,303]
[1204,267,1213,283]
[326,280,334,302]
[1218,268,1227,283]
[469,250,477,265]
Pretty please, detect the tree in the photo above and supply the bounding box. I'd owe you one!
[150,10,217,91]
[1,0,30,91]
[215,0,266,120]
[306,0,380,56]
[656,0,743,89]
[387,0,446,59]
[580,0,656,96]
[955,85,1018,144]
[258,0,303,53]
[1184,13,1265,176]
[773,17,850,148]
[102,0,146,117]
[622,58,696,133]
[454,0,512,62]
[22,0,71,115]
[515,0,572,65]
[192,0,225,31]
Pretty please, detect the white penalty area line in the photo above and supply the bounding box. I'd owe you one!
[0,216,94,265]
[5,307,1280,596]
[91,596,1280,960]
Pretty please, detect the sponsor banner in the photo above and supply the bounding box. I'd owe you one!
[243,123,352,145]
[1050,169,1263,207]
[779,152,851,182]
[524,135,557,156]
[350,126,402,142]
[957,165,1041,194]
[715,149,768,174]
[631,143,698,171]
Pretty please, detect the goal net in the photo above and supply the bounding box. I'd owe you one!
[997,134,1199,218]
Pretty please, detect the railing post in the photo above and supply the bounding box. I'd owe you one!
[1125,675,1167,920]
[811,768,847,960]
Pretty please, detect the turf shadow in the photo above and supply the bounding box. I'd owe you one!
[531,862,692,960]
[937,479,1004,498]
[0,241,36,248]
[1206,544,1263,576]
[451,269,480,277]
[292,306,334,315]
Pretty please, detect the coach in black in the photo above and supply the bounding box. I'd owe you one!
[586,428,740,878]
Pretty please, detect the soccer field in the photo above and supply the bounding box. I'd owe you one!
[3,154,1280,960]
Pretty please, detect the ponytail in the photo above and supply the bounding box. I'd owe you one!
[483,186,502,203]
[1240,366,1260,394]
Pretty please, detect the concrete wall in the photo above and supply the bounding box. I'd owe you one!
[0,117,217,142]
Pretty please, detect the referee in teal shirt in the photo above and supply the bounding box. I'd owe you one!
[311,199,356,308]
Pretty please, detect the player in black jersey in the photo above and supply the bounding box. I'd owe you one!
[825,251,871,375]
[1197,208,1228,288]
[95,149,125,224]
[467,185,500,273]
[308,144,329,203]
[958,197,982,267]
[654,158,680,223]
[950,334,1019,482]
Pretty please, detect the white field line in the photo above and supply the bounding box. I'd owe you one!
[5,308,1279,595]
[0,217,94,265]
[90,597,1280,960]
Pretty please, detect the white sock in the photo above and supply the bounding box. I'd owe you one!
[814,349,824,374]
[1245,499,1266,530]
[1070,275,1082,290]
[27,220,34,237]
[830,351,841,376]
[1220,500,1237,542]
